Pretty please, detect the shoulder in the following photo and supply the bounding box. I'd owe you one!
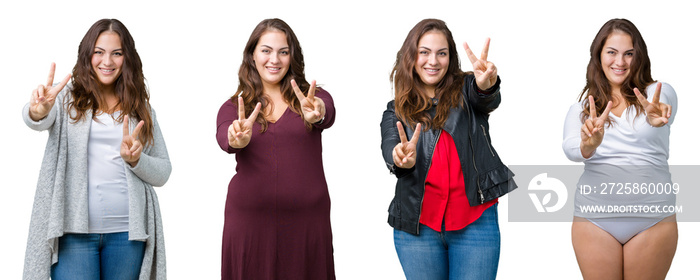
[57,83,75,103]
[148,105,159,119]
[219,98,236,110]
[645,81,676,101]
[386,99,396,110]
[315,87,332,99]
[462,72,475,84]
[565,100,585,121]
[569,99,585,111]
[217,98,237,120]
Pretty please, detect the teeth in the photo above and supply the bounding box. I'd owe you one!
[426,69,439,73]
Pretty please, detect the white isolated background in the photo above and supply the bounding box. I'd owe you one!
[1,0,698,279]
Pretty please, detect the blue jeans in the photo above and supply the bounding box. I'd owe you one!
[51,232,146,280]
[394,203,500,280]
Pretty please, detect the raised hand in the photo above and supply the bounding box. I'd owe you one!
[291,79,325,124]
[228,97,262,149]
[580,95,613,158]
[463,38,498,91]
[29,63,71,121]
[392,122,422,168]
[121,117,145,167]
[634,83,672,127]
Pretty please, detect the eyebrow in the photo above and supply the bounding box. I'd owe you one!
[95,46,123,52]
[419,46,449,52]
[605,47,634,52]
[260,45,289,50]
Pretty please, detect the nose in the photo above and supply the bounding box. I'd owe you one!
[269,52,279,64]
[102,54,114,67]
[614,53,625,66]
[428,53,438,66]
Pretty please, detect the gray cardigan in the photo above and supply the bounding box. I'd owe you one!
[22,85,171,280]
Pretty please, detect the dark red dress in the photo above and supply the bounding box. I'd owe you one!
[216,89,336,280]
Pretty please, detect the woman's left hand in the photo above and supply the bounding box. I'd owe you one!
[634,83,672,127]
[292,79,325,124]
[121,117,144,167]
[463,38,498,91]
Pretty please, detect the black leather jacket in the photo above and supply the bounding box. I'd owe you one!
[380,74,517,235]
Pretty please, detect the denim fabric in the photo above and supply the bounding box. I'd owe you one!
[394,204,500,280]
[50,232,145,280]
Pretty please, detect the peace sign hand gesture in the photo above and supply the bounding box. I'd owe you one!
[29,63,71,121]
[228,97,262,149]
[634,83,672,127]
[580,95,613,158]
[463,38,498,91]
[392,122,422,169]
[291,79,325,124]
[121,117,145,167]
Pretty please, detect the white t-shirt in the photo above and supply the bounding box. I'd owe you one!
[87,112,129,233]
[563,82,678,218]
[562,82,678,165]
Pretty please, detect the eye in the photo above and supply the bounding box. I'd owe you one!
[419,50,428,55]
[280,50,289,55]
[607,51,615,55]
[625,52,634,56]
[94,50,103,55]
[113,52,123,56]
[261,49,270,53]
[438,51,448,56]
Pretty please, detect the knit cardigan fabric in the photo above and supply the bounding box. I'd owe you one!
[21,86,171,280]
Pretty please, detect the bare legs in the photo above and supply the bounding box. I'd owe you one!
[572,215,677,280]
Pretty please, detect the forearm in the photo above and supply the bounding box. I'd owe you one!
[467,75,501,114]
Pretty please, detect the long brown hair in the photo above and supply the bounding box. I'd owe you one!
[68,18,154,145]
[233,18,314,132]
[391,18,466,130]
[579,18,654,124]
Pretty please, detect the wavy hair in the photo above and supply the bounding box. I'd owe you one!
[68,18,154,145]
[391,18,466,130]
[233,18,314,132]
[579,18,654,125]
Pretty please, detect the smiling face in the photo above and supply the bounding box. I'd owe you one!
[91,31,123,88]
[414,31,449,97]
[253,30,290,90]
[600,31,634,91]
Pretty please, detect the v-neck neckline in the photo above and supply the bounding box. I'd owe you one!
[610,106,628,119]
[267,106,291,124]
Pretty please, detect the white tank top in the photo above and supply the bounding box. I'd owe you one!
[87,112,129,233]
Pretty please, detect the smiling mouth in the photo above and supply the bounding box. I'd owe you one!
[612,68,627,74]
[266,67,282,74]
[99,68,115,74]
[425,68,440,74]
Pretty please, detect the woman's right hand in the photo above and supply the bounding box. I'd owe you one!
[393,122,421,169]
[29,63,71,121]
[228,96,261,149]
[580,95,612,158]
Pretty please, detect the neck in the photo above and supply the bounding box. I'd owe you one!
[423,85,436,99]
[98,89,120,113]
[263,82,283,98]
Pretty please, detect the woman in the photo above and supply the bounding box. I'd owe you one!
[380,19,517,280]
[215,18,336,279]
[22,19,171,280]
[563,18,678,279]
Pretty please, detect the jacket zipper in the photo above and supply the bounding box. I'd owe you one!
[481,124,495,157]
[469,131,485,204]
[417,129,441,234]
